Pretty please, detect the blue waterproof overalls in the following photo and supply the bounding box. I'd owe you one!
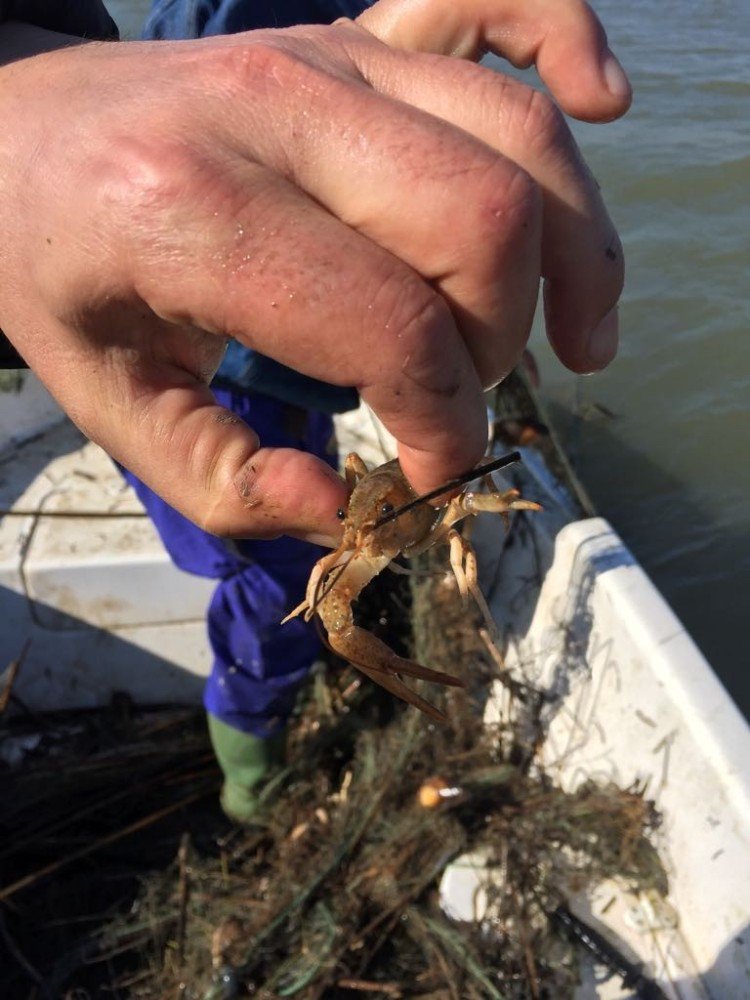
[120,0,373,738]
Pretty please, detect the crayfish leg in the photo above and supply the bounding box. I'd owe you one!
[280,598,309,625]
[344,452,369,490]
[447,529,501,639]
[281,545,352,625]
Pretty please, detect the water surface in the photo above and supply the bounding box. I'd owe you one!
[525,0,750,715]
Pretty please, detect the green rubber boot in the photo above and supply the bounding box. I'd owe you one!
[207,714,286,823]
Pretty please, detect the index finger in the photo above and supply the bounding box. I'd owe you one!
[356,0,632,122]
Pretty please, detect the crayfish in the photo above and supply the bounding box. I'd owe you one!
[283,452,540,721]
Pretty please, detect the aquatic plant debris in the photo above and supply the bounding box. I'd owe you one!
[92,547,666,1000]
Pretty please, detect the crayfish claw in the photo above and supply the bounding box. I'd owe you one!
[463,488,542,516]
[354,663,449,724]
[329,625,463,722]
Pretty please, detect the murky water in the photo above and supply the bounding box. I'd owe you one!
[109,0,749,714]
[524,0,750,715]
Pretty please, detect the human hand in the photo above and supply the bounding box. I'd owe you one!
[0,0,629,543]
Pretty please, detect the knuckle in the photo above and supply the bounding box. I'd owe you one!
[369,272,464,399]
[202,36,336,104]
[94,135,204,220]
[467,159,541,248]
[199,474,247,538]
[432,156,540,280]
[198,508,230,538]
[202,40,292,92]
[515,86,572,158]
[373,271,451,348]
[397,288,452,347]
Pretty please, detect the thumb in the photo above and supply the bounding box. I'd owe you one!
[355,0,631,122]
[29,323,348,543]
[110,380,348,542]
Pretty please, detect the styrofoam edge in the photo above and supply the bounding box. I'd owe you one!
[563,519,750,823]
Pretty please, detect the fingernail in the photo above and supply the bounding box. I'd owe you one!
[602,50,632,101]
[587,307,619,369]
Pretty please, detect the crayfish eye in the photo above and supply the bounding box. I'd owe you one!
[380,502,394,517]
[336,508,346,521]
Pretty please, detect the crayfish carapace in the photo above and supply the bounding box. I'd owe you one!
[282,453,541,722]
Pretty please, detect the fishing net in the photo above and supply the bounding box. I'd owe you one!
[88,560,660,996]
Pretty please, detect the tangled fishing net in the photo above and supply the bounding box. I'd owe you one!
[72,551,664,1000]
